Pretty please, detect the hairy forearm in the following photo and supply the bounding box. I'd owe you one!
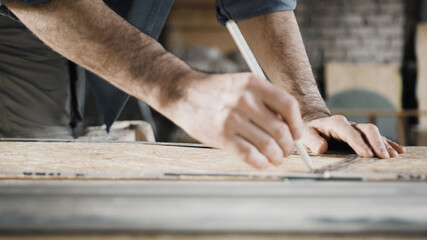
[5,0,317,167]
[239,11,331,122]
[5,0,197,113]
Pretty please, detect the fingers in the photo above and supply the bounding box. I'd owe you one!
[232,113,284,166]
[383,137,399,158]
[314,115,374,157]
[308,114,405,159]
[301,126,328,154]
[335,120,374,157]
[354,123,406,158]
[354,123,390,158]
[253,79,303,141]
[227,135,270,169]
[222,75,301,166]
[200,73,305,169]
[385,138,406,154]
[241,99,295,158]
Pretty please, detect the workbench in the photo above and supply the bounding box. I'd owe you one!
[1,139,427,239]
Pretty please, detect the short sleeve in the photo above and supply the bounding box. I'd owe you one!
[0,0,51,20]
[216,0,297,26]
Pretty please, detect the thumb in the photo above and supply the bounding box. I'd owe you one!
[302,127,328,154]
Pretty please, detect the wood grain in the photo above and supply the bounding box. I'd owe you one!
[353,147,427,173]
[1,180,427,235]
[0,141,426,178]
[2,141,427,237]
[0,141,329,174]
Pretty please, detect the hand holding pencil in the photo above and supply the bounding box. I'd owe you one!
[226,20,313,170]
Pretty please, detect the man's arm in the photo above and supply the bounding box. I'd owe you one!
[238,11,405,158]
[6,0,305,169]
[6,0,190,109]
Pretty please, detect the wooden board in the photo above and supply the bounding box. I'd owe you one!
[1,180,427,235]
[0,141,328,174]
[1,141,427,236]
[0,141,426,180]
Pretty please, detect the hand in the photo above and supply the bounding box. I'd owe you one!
[168,72,304,169]
[301,115,406,158]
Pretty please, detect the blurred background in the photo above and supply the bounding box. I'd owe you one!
[82,0,427,146]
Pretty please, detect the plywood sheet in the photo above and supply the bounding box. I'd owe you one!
[1,141,427,236]
[0,141,331,174]
[0,141,426,178]
[353,146,427,173]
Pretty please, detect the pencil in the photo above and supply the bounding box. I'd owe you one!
[225,20,314,170]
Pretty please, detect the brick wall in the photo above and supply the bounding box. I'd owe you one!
[165,0,406,93]
[295,0,405,86]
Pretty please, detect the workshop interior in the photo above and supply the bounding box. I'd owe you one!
[1,0,427,239]
[74,0,425,146]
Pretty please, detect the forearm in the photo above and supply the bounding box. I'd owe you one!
[238,11,331,122]
[5,0,198,114]
[5,0,312,168]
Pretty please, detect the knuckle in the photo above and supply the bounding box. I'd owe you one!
[345,127,360,138]
[282,143,294,156]
[236,93,251,108]
[241,73,257,89]
[220,127,232,139]
[220,112,237,136]
[240,148,257,165]
[288,97,299,111]
[218,124,230,138]
[272,124,290,141]
[272,126,286,140]
[365,123,379,132]
[223,110,238,123]
[235,143,250,157]
[258,137,275,153]
[281,95,299,113]
[332,114,348,123]
[283,148,293,157]
[272,125,294,155]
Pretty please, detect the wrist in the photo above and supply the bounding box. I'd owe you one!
[301,108,332,123]
[151,66,206,118]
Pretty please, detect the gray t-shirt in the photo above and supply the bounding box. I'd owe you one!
[0,16,72,138]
